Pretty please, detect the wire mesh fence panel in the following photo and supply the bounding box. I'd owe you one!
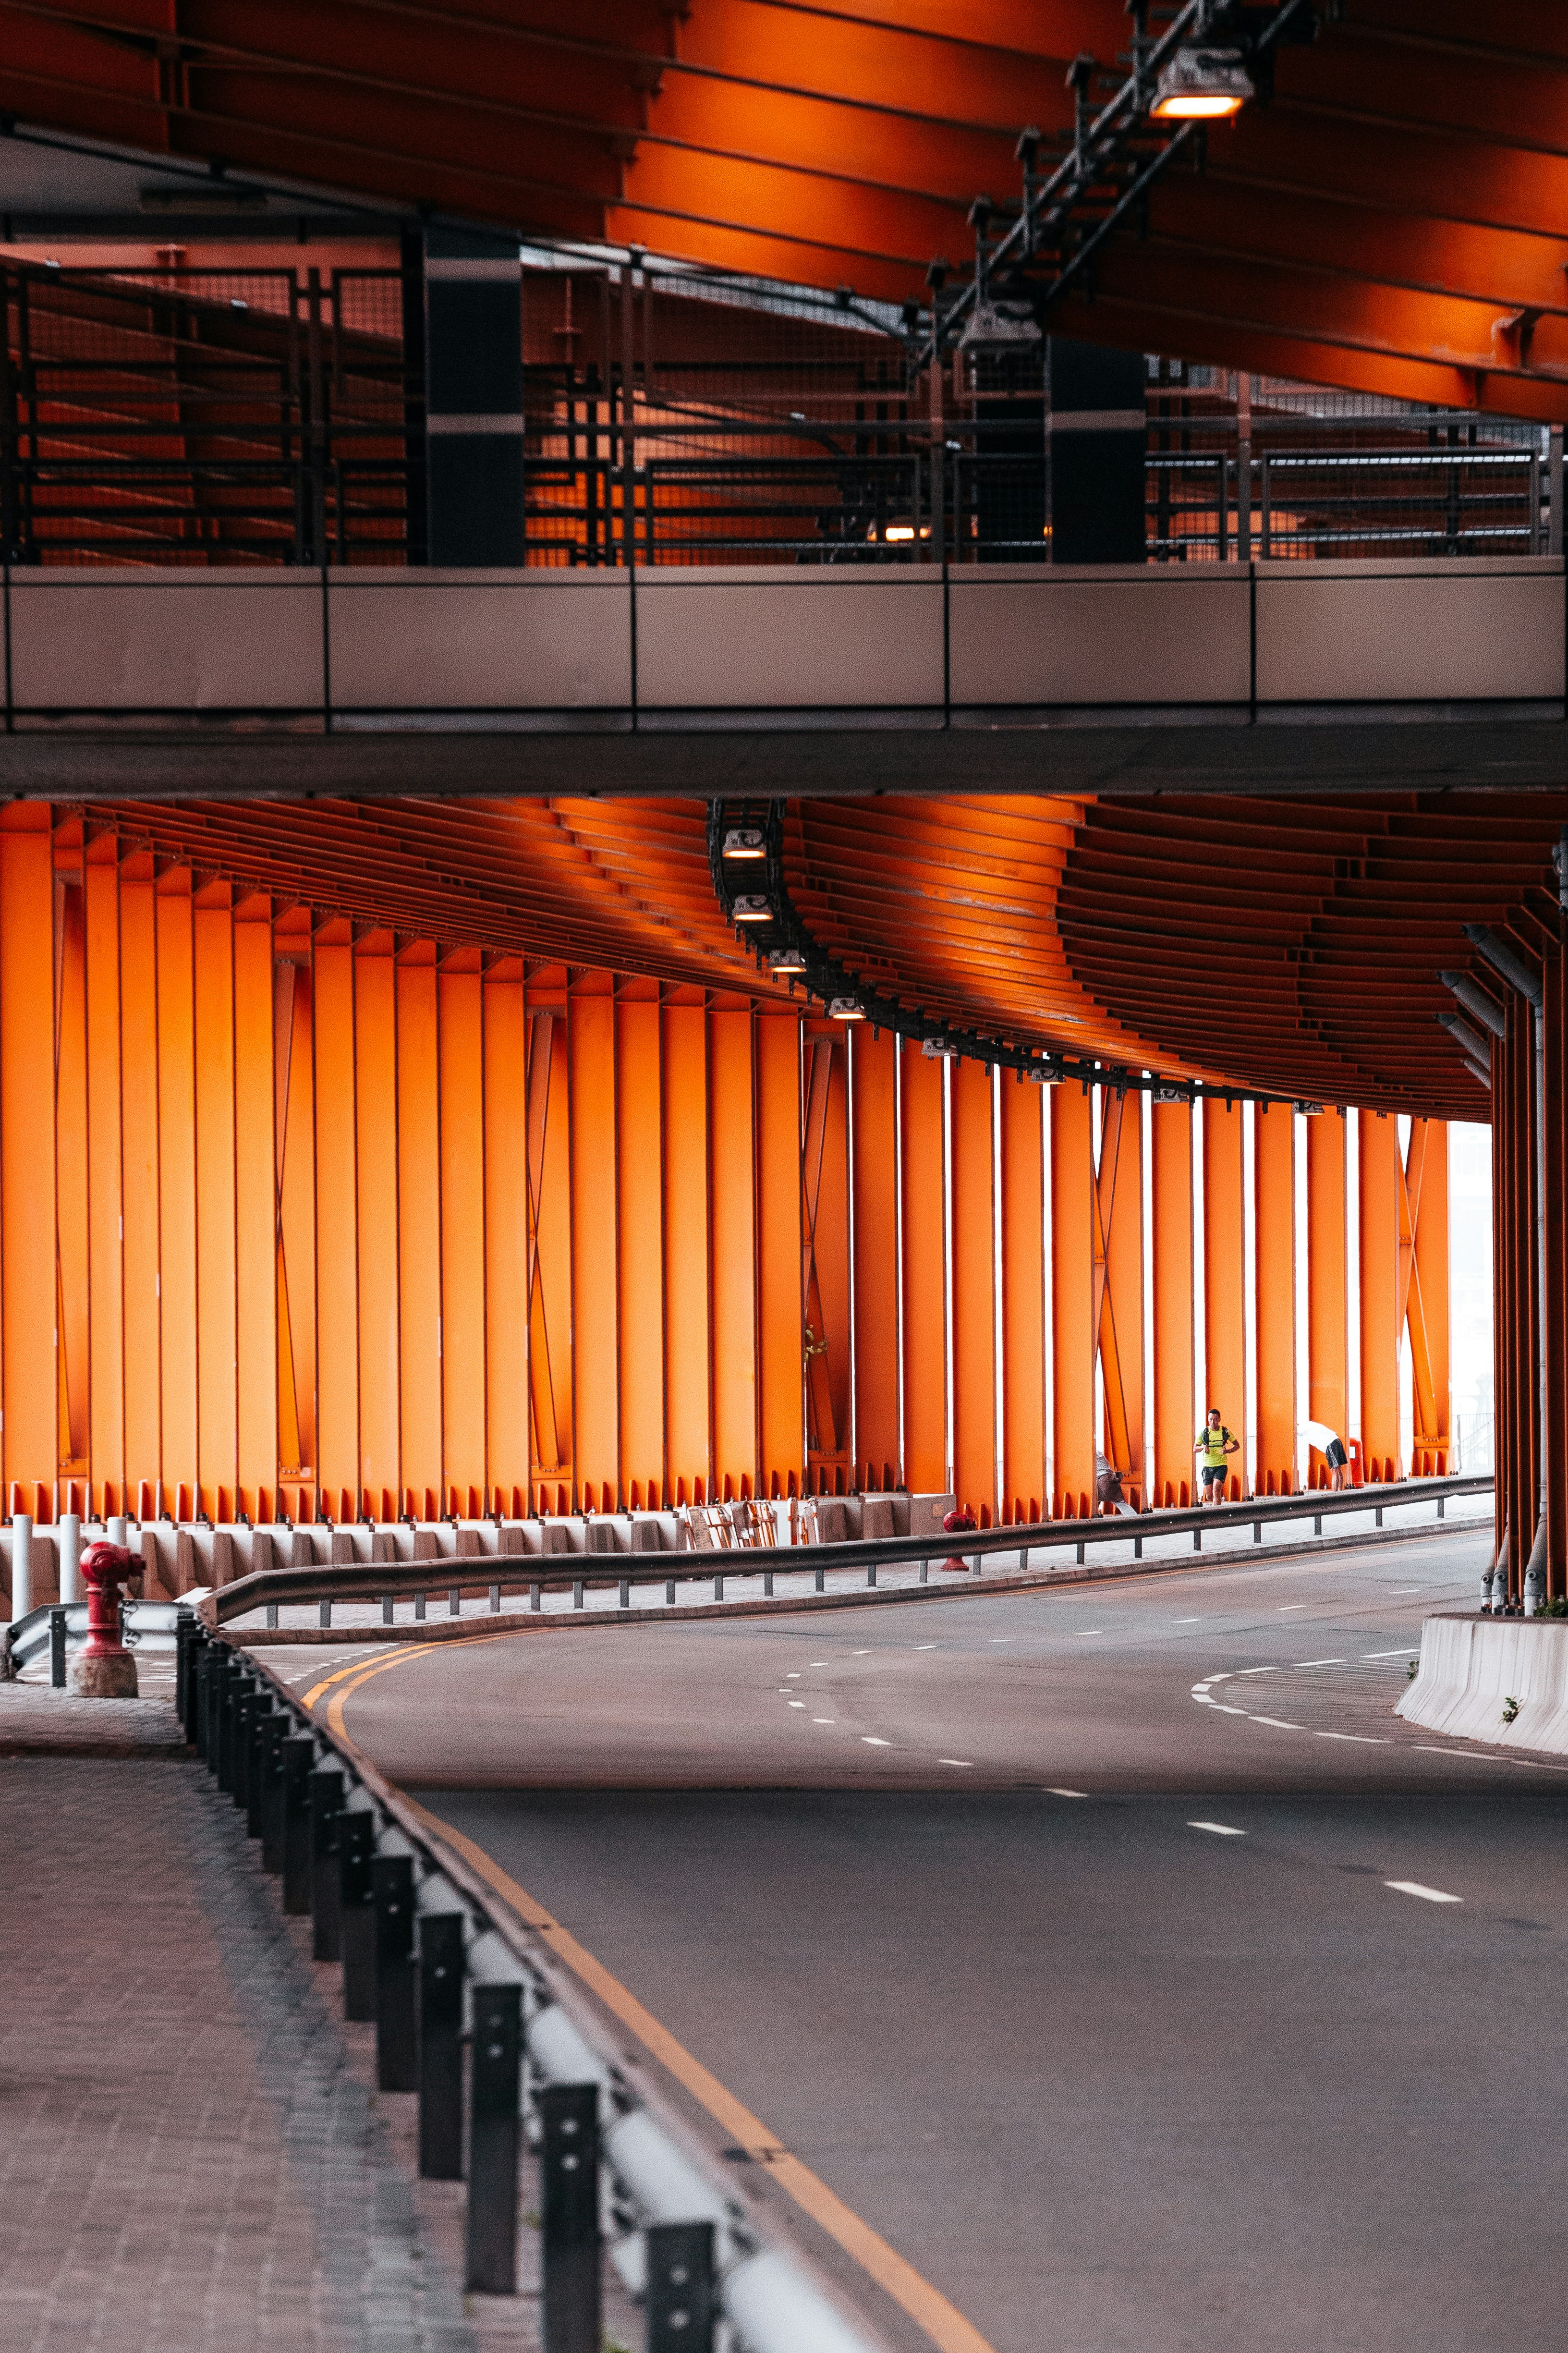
[1258,448,1542,558]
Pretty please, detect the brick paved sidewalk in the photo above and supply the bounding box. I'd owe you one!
[0,1724,640,2353]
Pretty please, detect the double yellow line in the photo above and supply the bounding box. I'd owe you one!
[298,1639,996,2353]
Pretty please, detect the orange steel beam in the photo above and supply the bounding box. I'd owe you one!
[1306,1110,1349,1489]
[899,1040,948,1500]
[233,910,276,1524]
[1050,1084,1096,1521]
[1,809,55,1520]
[313,934,358,1518]
[1544,947,1566,1599]
[1150,1100,1193,1511]
[801,1028,850,1479]
[119,858,161,1517]
[526,1000,574,1508]
[1000,1074,1045,1526]
[483,963,529,1514]
[155,871,197,1522]
[54,859,90,1498]
[1203,1102,1246,1503]
[1358,1113,1403,1483]
[756,1010,804,1500]
[949,1057,996,1524]
[396,951,442,1518]
[439,960,487,1512]
[850,1025,900,1493]
[1094,1089,1144,1506]
[194,890,239,1523]
[84,837,125,1514]
[354,939,399,1521]
[661,1001,710,1506]
[1252,1103,1296,1497]
[616,989,666,1510]
[276,952,316,1506]
[709,1005,757,1501]
[569,978,619,1514]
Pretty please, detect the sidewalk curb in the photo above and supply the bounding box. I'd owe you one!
[229,1510,1491,1647]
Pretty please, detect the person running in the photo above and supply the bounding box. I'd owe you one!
[1194,1408,1239,1504]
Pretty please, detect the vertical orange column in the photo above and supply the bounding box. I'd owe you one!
[1096,1092,1144,1504]
[709,1006,757,1499]
[0,809,56,1508]
[526,1002,574,1508]
[156,872,198,1514]
[1306,1110,1348,1483]
[276,954,316,1499]
[84,841,125,1510]
[481,963,528,1510]
[756,1011,804,1500]
[312,933,358,1512]
[801,1031,850,1480]
[1000,1075,1045,1524]
[193,889,238,1518]
[850,1026,900,1489]
[1252,1102,1296,1494]
[233,909,276,1520]
[395,952,441,1514]
[119,859,161,1505]
[353,943,399,1515]
[1051,1084,1096,1519]
[1203,1101,1246,1498]
[1359,1113,1403,1479]
[661,1000,711,1502]
[1409,1119,1451,1473]
[615,992,665,1506]
[899,1042,947,1497]
[54,863,90,1497]
[949,1059,997,1522]
[439,957,487,1510]
[569,983,620,1510]
[1151,1100,1193,1508]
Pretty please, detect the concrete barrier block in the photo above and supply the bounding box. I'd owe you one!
[815,1500,849,1544]
[370,1530,398,1563]
[331,1529,359,1564]
[176,1530,199,1593]
[628,1520,662,1552]
[1398,1615,1568,1753]
[540,1523,573,1556]
[862,1498,897,1541]
[412,1529,440,1561]
[908,1493,957,1536]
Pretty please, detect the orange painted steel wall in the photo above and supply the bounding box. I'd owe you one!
[1203,1102,1247,1502]
[1252,1103,1296,1495]
[1151,1101,1193,1509]
[0,832,1454,1527]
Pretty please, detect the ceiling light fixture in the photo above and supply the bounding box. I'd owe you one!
[721,826,767,860]
[731,894,774,923]
[767,945,807,976]
[828,997,866,1022]
[1150,45,1253,120]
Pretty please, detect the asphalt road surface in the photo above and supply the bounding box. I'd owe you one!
[304,1524,1568,2353]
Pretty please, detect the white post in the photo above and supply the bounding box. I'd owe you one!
[11,1513,33,1621]
[58,1513,81,1605]
[107,1514,128,1549]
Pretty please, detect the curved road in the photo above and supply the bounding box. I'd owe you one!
[276,1524,1568,2353]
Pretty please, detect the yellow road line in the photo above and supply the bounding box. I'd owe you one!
[327,1641,996,2353]
[321,1645,438,1734]
[301,1653,401,1710]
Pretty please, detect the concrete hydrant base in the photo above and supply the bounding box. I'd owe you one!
[68,1652,139,1699]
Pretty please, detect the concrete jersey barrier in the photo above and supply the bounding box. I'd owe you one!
[1398,1615,1568,1755]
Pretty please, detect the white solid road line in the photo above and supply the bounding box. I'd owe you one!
[813,1718,836,1724]
[1251,1716,1305,1730]
[938,1759,974,1768]
[862,1735,891,1746]
[1189,1821,1246,1836]
[1386,1879,1463,1903]
[1294,1658,1347,1668]
[1045,1787,1088,1798]
[1363,1649,1418,1659]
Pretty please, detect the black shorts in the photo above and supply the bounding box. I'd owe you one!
[1201,1463,1227,1487]
[1325,1438,1348,1469]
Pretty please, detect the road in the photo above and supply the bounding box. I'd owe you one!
[293,1523,1568,2353]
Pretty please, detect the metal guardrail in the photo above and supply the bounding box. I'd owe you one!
[176,1620,905,2353]
[1,1595,181,1681]
[202,1475,1493,1633]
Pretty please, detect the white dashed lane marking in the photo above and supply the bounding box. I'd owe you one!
[1189,1821,1246,1837]
[1386,1880,1463,1904]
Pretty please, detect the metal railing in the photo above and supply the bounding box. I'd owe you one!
[175,1619,899,2353]
[198,1474,1494,1633]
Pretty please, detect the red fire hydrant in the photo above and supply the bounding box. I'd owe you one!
[71,1540,139,1698]
[941,1505,977,1573]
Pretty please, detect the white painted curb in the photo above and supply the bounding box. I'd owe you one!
[1397,1615,1568,1753]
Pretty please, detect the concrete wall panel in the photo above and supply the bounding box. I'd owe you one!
[949,566,1251,707]
[10,573,323,709]
[1256,559,1566,704]
[635,568,943,707]
[328,571,631,708]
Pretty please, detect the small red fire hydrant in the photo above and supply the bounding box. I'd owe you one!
[941,1505,977,1573]
[71,1540,139,1698]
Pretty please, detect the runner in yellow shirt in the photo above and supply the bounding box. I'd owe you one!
[1194,1408,1240,1506]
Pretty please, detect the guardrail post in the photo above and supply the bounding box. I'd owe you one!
[281,1735,315,1914]
[540,2082,601,2353]
[183,1620,208,1745]
[645,2221,716,2353]
[340,1811,378,2021]
[260,1711,290,1872]
[372,1854,419,2092]
[231,1676,255,1810]
[310,1767,345,1961]
[246,1699,274,1840]
[46,1604,65,1688]
[417,1913,466,2179]
[465,1983,522,2293]
[215,1652,241,1792]
[174,1611,190,1719]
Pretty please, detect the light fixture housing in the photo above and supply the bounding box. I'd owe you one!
[1150,45,1253,120]
[721,826,767,860]
[731,893,775,923]
[828,996,866,1021]
[1293,1100,1326,1117]
[767,944,807,976]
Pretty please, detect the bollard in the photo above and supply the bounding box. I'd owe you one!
[10,1512,32,1622]
[540,2082,600,2353]
[49,1604,67,1688]
[340,1811,377,2021]
[57,1513,82,1606]
[281,1735,315,1914]
[372,1854,419,2092]
[646,2222,717,2353]
[70,1539,138,1697]
[417,1913,466,2180]
[309,1768,345,1962]
[260,1711,290,1873]
[465,1983,522,2294]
